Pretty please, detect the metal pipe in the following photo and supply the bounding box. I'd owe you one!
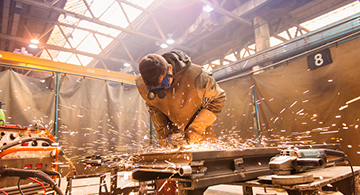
[252,86,261,145]
[54,72,60,141]
[178,165,192,177]
[150,115,153,145]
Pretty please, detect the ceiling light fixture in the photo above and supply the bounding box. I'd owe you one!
[160,43,168,48]
[30,38,39,44]
[124,63,131,67]
[166,39,174,44]
[203,5,214,12]
[29,44,38,49]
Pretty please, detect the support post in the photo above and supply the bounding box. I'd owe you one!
[110,168,118,195]
[253,16,270,52]
[54,72,60,141]
[252,86,261,145]
[150,115,153,145]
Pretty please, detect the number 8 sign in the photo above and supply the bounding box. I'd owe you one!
[307,48,333,70]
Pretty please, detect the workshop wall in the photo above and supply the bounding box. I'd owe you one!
[252,36,360,165]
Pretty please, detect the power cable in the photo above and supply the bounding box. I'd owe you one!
[17,178,24,195]
[345,155,356,195]
[43,170,61,187]
[0,190,8,195]
[1,168,64,195]
[28,177,46,194]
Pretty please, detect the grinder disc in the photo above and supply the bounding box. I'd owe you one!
[272,174,314,185]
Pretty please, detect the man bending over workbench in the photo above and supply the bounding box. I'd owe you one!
[136,50,226,147]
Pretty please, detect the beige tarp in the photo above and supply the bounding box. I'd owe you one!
[215,76,255,142]
[0,70,55,130]
[253,37,360,164]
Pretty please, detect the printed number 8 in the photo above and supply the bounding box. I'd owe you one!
[314,53,324,66]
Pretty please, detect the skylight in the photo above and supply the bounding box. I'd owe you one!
[41,0,154,66]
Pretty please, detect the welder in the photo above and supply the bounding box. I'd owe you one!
[136,50,226,147]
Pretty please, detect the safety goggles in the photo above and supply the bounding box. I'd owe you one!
[146,74,173,100]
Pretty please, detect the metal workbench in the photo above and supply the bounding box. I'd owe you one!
[240,166,360,195]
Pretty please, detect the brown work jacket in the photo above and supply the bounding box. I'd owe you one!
[136,59,226,141]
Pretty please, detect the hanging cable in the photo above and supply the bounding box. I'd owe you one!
[17,178,24,195]
[28,177,46,194]
[43,170,62,187]
[345,155,356,195]
[1,168,64,195]
[0,190,8,195]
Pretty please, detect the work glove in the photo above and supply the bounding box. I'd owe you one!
[167,132,187,147]
[151,111,172,146]
[186,109,217,144]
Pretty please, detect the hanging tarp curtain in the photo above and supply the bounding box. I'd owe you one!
[57,76,149,158]
[0,71,150,157]
[0,70,55,131]
[214,76,255,142]
[0,36,359,165]
[252,36,360,165]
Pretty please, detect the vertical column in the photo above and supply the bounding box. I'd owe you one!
[54,72,60,141]
[252,16,270,144]
[150,116,153,145]
[253,16,270,52]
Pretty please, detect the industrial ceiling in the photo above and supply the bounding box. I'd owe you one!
[0,0,357,77]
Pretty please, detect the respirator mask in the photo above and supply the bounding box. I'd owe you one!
[146,72,173,100]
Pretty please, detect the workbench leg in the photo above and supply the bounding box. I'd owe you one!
[177,182,207,195]
[242,186,253,195]
[110,168,118,195]
[355,172,360,195]
[330,173,360,195]
[65,177,72,195]
[178,188,207,195]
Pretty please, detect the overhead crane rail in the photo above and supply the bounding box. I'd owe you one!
[0,51,136,85]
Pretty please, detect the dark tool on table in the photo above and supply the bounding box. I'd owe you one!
[269,147,346,175]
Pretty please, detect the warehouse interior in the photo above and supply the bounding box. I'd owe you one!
[1,0,360,194]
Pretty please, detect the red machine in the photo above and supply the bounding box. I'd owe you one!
[0,125,67,194]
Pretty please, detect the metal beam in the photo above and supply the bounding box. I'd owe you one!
[13,0,196,53]
[173,0,270,55]
[82,0,95,18]
[8,2,22,52]
[86,0,166,68]
[21,14,113,40]
[198,0,252,26]
[1,0,11,50]
[117,0,134,29]
[0,50,136,85]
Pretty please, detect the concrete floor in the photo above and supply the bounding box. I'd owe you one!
[205,185,287,195]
